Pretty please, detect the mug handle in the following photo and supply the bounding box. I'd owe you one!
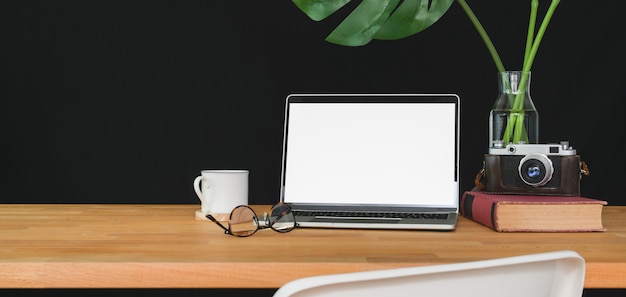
[193,176,205,204]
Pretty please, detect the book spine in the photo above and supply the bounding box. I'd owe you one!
[461,192,497,230]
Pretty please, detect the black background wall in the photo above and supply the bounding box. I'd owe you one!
[1,1,624,296]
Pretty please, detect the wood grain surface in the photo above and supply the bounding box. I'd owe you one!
[1,204,624,288]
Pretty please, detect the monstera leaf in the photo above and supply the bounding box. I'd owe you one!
[293,0,455,46]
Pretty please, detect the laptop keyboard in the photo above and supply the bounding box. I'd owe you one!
[293,210,449,220]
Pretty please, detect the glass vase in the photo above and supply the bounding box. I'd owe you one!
[489,71,539,148]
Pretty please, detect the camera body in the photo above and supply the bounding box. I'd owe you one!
[483,141,583,196]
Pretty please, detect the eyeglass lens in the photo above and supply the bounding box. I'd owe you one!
[229,206,259,237]
[267,203,296,232]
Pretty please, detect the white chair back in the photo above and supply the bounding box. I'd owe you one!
[273,250,585,297]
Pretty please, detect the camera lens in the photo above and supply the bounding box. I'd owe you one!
[527,165,542,178]
[518,153,554,187]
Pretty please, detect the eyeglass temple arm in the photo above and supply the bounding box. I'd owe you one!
[206,214,231,234]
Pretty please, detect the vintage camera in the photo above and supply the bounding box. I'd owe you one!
[482,141,587,196]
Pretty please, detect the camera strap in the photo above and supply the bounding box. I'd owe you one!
[474,163,487,191]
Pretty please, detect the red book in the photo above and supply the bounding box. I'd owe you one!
[461,191,607,232]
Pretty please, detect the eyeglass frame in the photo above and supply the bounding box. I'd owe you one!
[205,203,297,237]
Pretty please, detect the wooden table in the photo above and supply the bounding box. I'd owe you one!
[0,204,624,289]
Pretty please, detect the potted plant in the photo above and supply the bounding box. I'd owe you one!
[291,0,561,147]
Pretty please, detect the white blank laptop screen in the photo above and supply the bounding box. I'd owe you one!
[283,99,458,208]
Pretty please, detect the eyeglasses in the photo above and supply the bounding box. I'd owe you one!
[205,203,297,237]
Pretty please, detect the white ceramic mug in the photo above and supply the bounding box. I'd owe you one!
[193,170,249,221]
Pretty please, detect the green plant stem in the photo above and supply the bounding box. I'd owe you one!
[456,0,521,144]
[508,0,560,143]
[504,0,539,144]
[457,0,561,145]
[456,0,505,73]
[523,0,561,72]
[524,0,539,67]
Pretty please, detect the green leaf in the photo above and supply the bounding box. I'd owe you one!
[373,0,455,40]
[292,0,454,46]
[326,0,401,46]
[292,0,353,21]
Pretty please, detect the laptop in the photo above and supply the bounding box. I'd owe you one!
[279,94,460,230]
